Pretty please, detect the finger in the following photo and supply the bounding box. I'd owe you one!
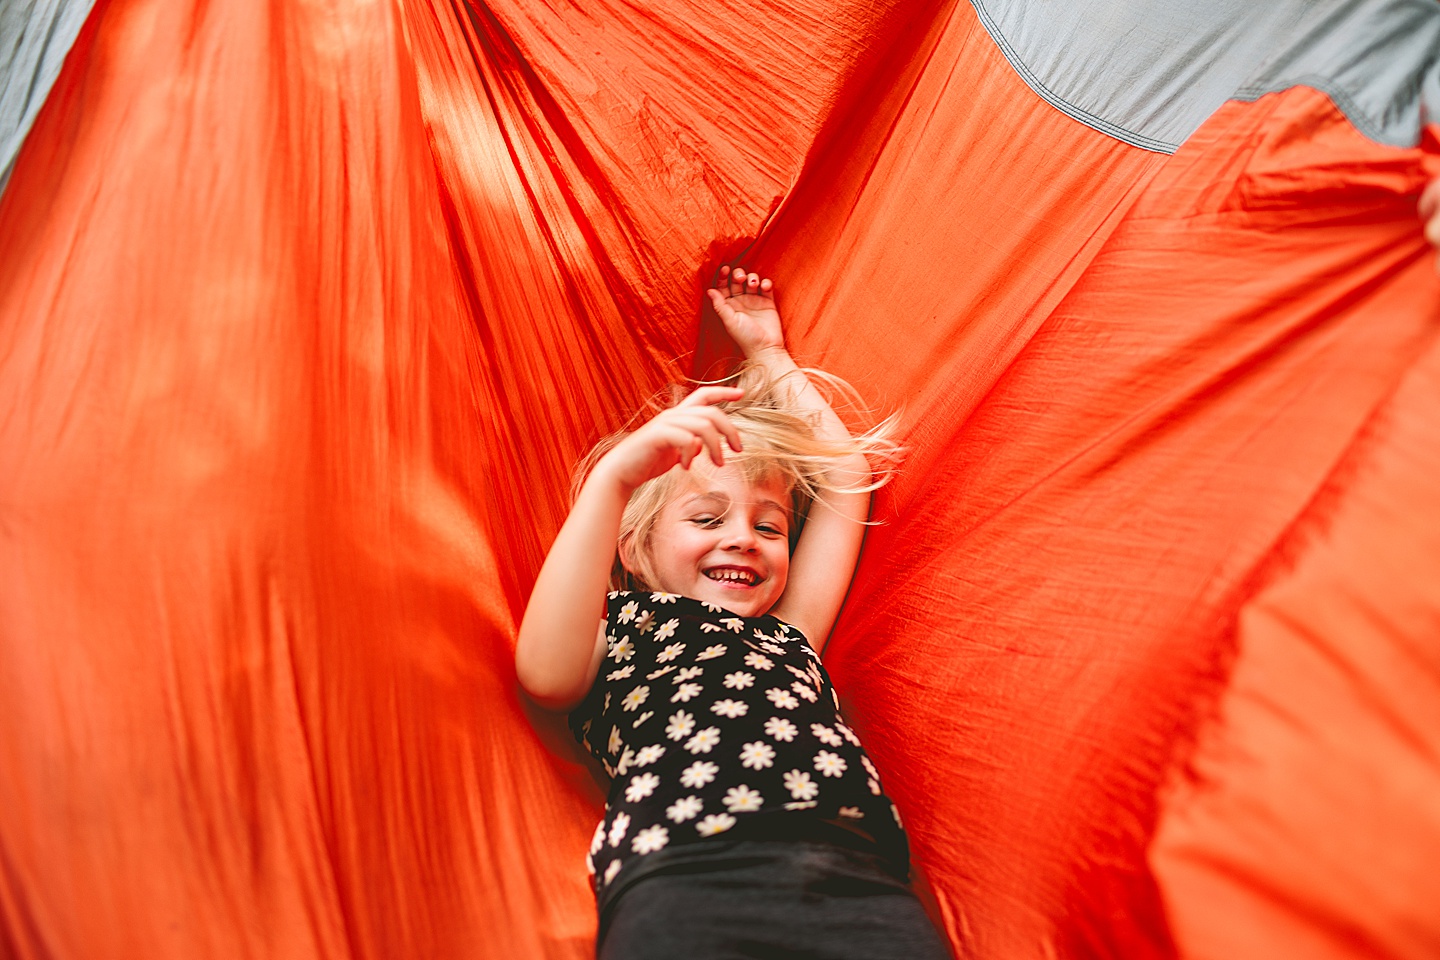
[682,405,744,457]
[684,435,706,470]
[745,272,760,294]
[677,384,744,408]
[660,411,734,464]
[694,410,737,465]
[759,277,774,298]
[729,268,747,298]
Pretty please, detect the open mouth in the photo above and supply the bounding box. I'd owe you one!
[703,567,762,587]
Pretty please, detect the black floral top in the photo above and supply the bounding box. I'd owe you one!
[569,591,908,898]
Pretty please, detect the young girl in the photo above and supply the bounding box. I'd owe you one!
[516,267,949,959]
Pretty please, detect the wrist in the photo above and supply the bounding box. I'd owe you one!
[748,345,794,369]
[585,453,645,501]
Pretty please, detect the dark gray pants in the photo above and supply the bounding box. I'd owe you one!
[597,839,951,959]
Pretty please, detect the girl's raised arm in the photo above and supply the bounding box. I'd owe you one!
[515,387,743,710]
[707,268,874,653]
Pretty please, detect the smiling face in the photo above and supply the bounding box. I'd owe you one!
[623,462,792,617]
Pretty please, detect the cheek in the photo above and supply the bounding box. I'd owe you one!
[766,544,791,587]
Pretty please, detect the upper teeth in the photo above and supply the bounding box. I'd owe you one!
[708,569,756,584]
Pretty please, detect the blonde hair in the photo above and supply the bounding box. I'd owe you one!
[573,362,900,591]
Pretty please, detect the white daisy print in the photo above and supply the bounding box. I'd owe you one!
[654,618,680,642]
[671,683,703,703]
[711,699,748,719]
[701,600,723,613]
[791,681,818,703]
[753,628,771,640]
[674,666,703,683]
[604,860,622,885]
[635,744,665,767]
[867,777,882,796]
[665,710,696,741]
[647,665,676,680]
[696,813,736,836]
[743,652,774,671]
[760,641,787,656]
[630,711,653,728]
[608,637,635,662]
[810,723,844,747]
[837,723,863,747]
[783,800,818,811]
[764,717,798,741]
[891,804,904,828]
[607,725,623,755]
[609,812,631,847]
[617,600,639,623]
[635,610,655,634]
[765,688,799,710]
[656,643,686,663]
[783,769,819,800]
[589,821,606,855]
[723,785,764,812]
[632,824,669,854]
[700,622,723,633]
[721,618,745,633]
[606,664,635,681]
[621,686,650,711]
[814,751,848,778]
[786,665,810,681]
[739,741,776,770]
[695,644,728,661]
[651,592,679,604]
[684,726,721,754]
[680,761,719,789]
[615,747,635,776]
[625,772,661,803]
[838,806,864,819]
[723,672,755,690]
[861,756,879,778]
[666,795,704,823]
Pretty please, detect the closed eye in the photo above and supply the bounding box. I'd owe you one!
[688,516,722,527]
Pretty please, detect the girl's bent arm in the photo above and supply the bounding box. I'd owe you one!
[516,387,744,710]
[758,348,872,653]
[707,268,873,652]
[514,471,629,710]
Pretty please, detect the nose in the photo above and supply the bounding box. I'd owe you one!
[720,524,758,553]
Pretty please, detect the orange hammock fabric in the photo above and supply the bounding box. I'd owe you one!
[1,1,1438,958]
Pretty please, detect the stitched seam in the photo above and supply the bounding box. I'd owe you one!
[968,0,1181,154]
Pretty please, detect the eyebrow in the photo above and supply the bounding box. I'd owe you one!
[683,492,789,515]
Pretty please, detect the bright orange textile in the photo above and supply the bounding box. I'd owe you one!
[1,2,1437,959]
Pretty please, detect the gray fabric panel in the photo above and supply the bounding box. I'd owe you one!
[970,0,1440,153]
[0,0,96,195]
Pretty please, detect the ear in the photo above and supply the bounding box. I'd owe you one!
[616,535,639,575]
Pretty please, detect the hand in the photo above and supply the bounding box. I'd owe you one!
[1422,177,1440,273]
[708,266,785,359]
[594,386,744,492]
